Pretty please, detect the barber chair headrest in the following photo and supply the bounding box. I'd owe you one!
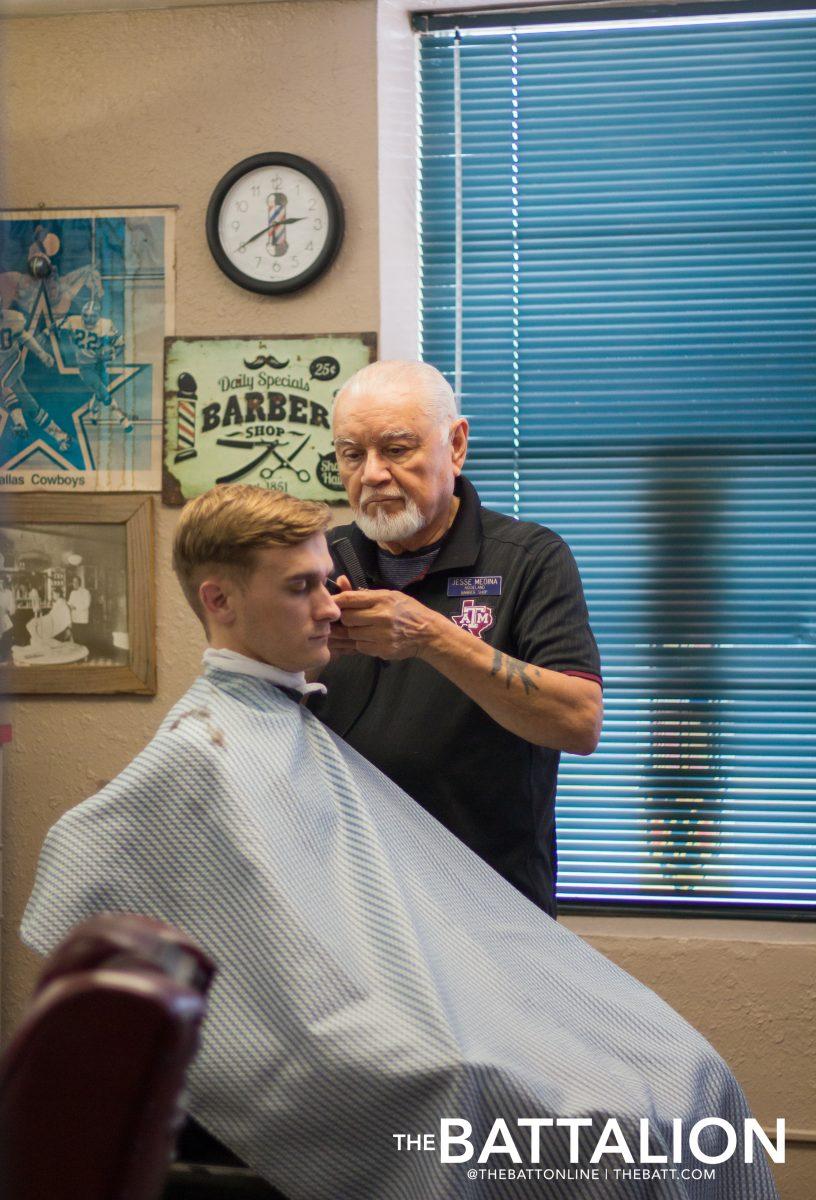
[36,911,215,996]
[1,912,216,1200]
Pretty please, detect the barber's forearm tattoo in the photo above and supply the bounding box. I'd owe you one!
[490,648,540,695]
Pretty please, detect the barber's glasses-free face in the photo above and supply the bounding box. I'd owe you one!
[333,397,461,526]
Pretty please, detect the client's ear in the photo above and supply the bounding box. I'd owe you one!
[198,578,235,626]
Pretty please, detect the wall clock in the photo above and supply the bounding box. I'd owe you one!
[205,152,344,295]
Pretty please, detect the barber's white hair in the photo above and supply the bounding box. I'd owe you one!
[333,360,459,430]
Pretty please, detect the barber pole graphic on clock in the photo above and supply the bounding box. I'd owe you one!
[451,599,494,638]
[267,192,288,257]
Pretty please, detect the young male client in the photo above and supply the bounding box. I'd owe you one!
[21,486,778,1200]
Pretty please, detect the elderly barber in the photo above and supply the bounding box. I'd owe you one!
[310,360,602,917]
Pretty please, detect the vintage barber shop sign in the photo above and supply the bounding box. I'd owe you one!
[162,332,375,504]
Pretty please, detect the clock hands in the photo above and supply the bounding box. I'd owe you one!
[238,217,307,251]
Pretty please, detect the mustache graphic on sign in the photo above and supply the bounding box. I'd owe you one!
[243,355,291,371]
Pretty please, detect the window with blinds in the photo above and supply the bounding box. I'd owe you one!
[417,7,816,914]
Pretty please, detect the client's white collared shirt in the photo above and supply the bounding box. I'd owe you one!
[202,647,327,696]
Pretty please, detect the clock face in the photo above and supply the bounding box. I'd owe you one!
[206,153,343,295]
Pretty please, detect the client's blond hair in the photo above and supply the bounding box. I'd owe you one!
[173,484,330,626]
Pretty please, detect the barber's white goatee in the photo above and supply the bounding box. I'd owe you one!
[353,491,427,542]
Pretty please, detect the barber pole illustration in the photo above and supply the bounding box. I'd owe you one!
[266,192,288,257]
[174,372,198,463]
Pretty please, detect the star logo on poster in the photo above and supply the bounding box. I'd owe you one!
[0,285,145,474]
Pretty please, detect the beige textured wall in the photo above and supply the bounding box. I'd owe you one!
[563,916,815,1196]
[0,5,813,1199]
[0,0,371,1027]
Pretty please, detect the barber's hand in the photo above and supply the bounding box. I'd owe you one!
[327,574,358,659]
[335,588,444,661]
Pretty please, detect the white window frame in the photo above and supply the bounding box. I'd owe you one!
[377,0,531,359]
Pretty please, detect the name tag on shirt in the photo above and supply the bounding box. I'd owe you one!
[447,575,502,597]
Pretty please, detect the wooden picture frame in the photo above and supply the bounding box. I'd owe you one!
[0,494,155,694]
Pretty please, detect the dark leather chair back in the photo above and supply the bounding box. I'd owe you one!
[1,912,215,1200]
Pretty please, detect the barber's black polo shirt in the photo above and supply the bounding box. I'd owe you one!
[309,476,602,917]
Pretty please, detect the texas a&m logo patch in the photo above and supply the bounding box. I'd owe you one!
[451,598,494,638]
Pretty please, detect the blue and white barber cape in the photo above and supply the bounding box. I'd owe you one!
[22,667,779,1200]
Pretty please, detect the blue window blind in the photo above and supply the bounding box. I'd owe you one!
[418,9,816,913]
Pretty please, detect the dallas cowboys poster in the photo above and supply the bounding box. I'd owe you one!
[0,208,174,492]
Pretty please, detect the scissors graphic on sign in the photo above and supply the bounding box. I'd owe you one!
[261,457,310,483]
[215,433,311,485]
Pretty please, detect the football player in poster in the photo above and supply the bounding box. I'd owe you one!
[0,210,171,490]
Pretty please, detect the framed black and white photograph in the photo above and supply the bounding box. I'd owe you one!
[0,494,154,694]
